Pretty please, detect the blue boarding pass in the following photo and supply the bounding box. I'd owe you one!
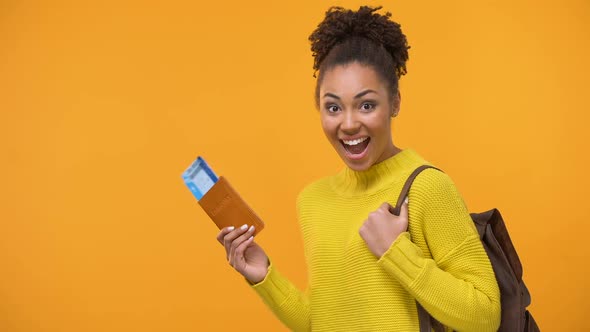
[181,156,219,200]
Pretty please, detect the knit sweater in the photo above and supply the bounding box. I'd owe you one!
[249,148,501,331]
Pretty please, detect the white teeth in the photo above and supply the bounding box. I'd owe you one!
[342,137,368,145]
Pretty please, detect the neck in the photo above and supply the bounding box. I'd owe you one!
[330,148,427,196]
[375,144,402,165]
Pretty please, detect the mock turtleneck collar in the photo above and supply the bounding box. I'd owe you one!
[329,148,430,197]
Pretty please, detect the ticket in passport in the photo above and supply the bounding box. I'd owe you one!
[182,156,265,236]
[182,156,219,200]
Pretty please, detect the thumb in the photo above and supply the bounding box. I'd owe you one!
[379,202,392,213]
[399,196,409,218]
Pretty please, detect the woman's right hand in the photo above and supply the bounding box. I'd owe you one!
[216,224,269,284]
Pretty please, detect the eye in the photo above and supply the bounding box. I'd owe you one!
[361,102,375,111]
[325,104,340,113]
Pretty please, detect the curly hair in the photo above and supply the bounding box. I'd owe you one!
[308,5,410,108]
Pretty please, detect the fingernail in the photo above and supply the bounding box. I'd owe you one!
[241,224,248,230]
[228,226,235,231]
[249,225,255,232]
[248,235,254,241]
[404,197,409,204]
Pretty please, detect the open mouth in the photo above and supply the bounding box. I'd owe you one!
[341,137,370,157]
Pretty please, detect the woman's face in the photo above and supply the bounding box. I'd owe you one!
[319,62,399,171]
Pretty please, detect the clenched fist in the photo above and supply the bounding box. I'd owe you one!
[359,197,409,258]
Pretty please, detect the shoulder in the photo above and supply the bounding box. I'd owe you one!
[394,148,460,199]
[411,166,460,199]
[296,175,332,208]
[409,166,469,216]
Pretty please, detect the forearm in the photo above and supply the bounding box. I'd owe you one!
[248,259,311,332]
[377,233,501,332]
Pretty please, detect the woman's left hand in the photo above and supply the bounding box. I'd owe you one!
[359,197,409,258]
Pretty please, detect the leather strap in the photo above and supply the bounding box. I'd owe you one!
[417,302,432,332]
[394,164,447,332]
[390,165,442,216]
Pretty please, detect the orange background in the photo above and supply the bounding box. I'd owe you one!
[1,0,589,331]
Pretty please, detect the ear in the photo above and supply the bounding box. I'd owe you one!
[391,90,401,117]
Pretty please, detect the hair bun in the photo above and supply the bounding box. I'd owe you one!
[309,5,409,78]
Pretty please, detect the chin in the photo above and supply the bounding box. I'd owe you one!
[342,157,373,172]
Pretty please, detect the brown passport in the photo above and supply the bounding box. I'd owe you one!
[198,176,265,236]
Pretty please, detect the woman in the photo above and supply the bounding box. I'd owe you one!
[216,5,501,332]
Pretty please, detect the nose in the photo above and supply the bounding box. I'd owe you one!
[340,109,360,134]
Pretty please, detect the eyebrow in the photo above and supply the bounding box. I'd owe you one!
[323,89,377,100]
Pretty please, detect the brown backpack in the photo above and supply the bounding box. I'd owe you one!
[390,165,540,332]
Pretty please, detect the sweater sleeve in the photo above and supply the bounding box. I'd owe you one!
[247,258,311,332]
[376,170,501,332]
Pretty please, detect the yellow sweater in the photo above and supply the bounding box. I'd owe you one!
[249,148,501,331]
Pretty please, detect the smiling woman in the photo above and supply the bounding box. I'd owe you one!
[309,5,406,172]
[319,64,402,171]
[216,5,501,332]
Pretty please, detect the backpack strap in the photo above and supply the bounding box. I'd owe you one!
[393,164,447,332]
[390,164,443,216]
